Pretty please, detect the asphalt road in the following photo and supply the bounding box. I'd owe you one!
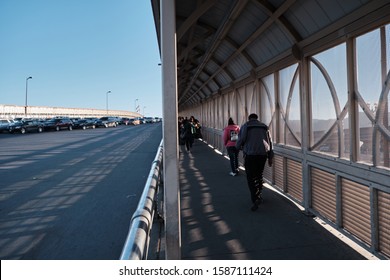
[0,123,162,259]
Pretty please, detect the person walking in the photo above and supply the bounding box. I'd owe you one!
[223,117,240,176]
[181,117,194,152]
[236,113,273,211]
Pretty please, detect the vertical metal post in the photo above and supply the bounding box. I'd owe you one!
[273,72,280,185]
[274,72,280,144]
[347,38,359,162]
[161,0,181,260]
[380,26,389,167]
[300,57,311,211]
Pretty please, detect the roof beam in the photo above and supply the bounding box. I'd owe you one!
[254,0,302,43]
[179,0,250,104]
[181,0,297,107]
[177,0,218,41]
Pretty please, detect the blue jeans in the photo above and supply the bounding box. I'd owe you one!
[227,146,239,173]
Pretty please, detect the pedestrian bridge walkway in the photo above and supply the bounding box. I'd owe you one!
[173,139,376,260]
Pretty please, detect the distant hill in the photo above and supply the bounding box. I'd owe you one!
[286,111,389,133]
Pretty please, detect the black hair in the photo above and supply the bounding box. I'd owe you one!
[248,113,258,120]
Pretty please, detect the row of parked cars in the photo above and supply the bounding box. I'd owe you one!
[0,116,150,134]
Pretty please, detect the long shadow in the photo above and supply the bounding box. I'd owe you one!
[0,124,162,259]
[0,126,152,213]
[0,125,151,167]
[179,140,366,260]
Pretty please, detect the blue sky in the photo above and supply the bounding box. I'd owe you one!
[0,0,162,117]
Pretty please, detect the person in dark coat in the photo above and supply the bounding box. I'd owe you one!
[236,113,273,211]
[181,118,194,152]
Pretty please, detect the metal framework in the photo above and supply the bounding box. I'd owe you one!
[153,0,390,259]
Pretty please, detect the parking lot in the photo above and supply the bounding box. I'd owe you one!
[0,116,163,135]
[0,123,162,259]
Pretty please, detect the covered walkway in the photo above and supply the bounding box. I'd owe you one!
[153,139,376,260]
[152,0,390,260]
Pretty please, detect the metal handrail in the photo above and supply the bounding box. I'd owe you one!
[119,140,163,260]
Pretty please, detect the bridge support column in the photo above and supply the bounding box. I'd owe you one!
[161,0,181,260]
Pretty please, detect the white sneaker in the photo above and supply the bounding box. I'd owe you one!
[229,172,237,176]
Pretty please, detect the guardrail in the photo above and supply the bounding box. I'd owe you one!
[120,140,163,260]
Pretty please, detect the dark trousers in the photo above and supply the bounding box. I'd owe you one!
[185,136,193,151]
[244,155,267,203]
[227,146,239,173]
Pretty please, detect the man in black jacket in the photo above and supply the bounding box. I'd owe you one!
[236,113,273,211]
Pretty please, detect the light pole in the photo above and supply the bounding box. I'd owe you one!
[143,106,146,116]
[135,98,139,112]
[25,76,32,116]
[106,90,111,115]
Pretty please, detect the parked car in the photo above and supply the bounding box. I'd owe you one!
[96,117,118,128]
[144,117,154,123]
[72,118,96,130]
[128,118,140,125]
[119,117,130,125]
[44,117,73,131]
[0,119,13,133]
[8,119,44,134]
[113,117,122,125]
[85,118,100,125]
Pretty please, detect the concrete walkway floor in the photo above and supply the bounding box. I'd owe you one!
[176,139,374,260]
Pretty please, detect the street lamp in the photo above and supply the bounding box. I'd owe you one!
[135,98,139,112]
[106,90,111,115]
[25,76,32,116]
[143,106,146,116]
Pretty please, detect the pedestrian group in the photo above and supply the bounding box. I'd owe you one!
[179,113,273,211]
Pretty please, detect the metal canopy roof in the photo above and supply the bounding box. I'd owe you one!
[151,0,390,111]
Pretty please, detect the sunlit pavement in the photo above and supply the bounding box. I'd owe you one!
[153,139,372,260]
